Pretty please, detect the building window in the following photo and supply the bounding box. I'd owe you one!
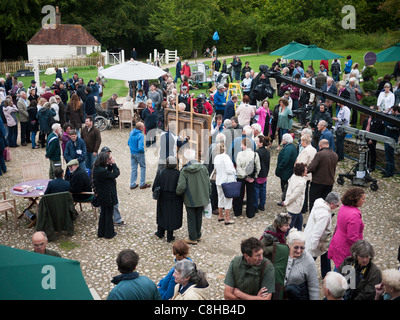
[77,46,87,55]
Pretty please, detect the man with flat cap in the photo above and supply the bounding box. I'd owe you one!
[66,158,93,202]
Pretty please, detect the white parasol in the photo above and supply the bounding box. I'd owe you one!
[99,60,166,81]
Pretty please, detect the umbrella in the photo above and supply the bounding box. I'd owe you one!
[269,41,308,56]
[99,60,166,81]
[282,45,344,61]
[376,43,400,63]
[0,245,93,300]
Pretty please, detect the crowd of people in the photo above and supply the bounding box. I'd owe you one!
[2,53,400,301]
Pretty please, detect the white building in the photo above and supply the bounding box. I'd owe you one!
[27,7,101,61]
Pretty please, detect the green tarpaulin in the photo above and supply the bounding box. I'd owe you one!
[269,41,308,56]
[0,245,93,300]
[376,43,400,63]
[282,45,344,61]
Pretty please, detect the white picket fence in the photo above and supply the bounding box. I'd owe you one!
[149,49,178,64]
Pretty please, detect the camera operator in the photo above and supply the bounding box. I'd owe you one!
[249,65,273,105]
[332,102,350,161]
[361,105,385,172]
[291,77,316,127]
[310,103,333,147]
[382,105,400,178]
[67,73,79,97]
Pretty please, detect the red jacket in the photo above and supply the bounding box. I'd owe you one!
[180,64,191,78]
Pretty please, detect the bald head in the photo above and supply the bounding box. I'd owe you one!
[32,231,48,254]
[319,139,329,149]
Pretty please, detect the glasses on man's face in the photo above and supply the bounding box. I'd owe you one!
[293,246,305,250]
[33,242,45,248]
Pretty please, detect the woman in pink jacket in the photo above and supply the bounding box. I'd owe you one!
[256,99,272,137]
[328,187,366,270]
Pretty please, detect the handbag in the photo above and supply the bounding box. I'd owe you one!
[318,229,333,252]
[284,281,309,300]
[91,194,101,207]
[221,181,242,198]
[152,169,163,200]
[3,148,11,161]
[210,168,216,182]
[152,186,161,200]
[356,92,363,100]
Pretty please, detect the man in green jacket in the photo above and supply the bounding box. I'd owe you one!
[45,123,62,179]
[275,133,297,206]
[224,237,275,300]
[176,149,211,245]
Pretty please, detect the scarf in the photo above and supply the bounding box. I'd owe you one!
[265,228,286,244]
[148,106,155,114]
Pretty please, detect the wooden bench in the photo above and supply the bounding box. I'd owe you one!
[243,47,252,52]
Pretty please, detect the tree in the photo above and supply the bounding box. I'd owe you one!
[149,0,221,57]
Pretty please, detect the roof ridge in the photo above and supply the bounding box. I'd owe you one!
[27,24,101,46]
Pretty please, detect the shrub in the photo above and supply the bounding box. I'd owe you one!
[361,96,377,108]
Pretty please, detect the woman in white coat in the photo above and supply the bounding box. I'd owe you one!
[214,142,236,225]
[377,83,395,113]
[283,162,308,231]
[304,192,341,279]
[296,134,316,214]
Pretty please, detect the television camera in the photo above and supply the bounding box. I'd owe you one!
[335,125,399,191]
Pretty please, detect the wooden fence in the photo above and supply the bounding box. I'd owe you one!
[0,56,104,76]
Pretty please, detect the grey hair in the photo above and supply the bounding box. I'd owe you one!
[350,240,375,260]
[251,123,261,133]
[325,192,341,206]
[52,123,61,132]
[175,259,208,286]
[318,120,328,128]
[381,269,400,291]
[215,132,226,143]
[243,125,253,136]
[184,148,196,161]
[324,271,349,298]
[287,228,305,245]
[282,133,293,144]
[301,128,312,137]
[223,119,232,128]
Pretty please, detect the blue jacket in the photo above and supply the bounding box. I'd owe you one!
[64,137,87,163]
[107,272,161,300]
[223,99,236,121]
[128,128,144,154]
[214,91,226,111]
[319,128,335,151]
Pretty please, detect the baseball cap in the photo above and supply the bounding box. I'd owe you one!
[101,146,112,153]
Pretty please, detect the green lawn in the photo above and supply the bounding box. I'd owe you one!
[2,65,128,99]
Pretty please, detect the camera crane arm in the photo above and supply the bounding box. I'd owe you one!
[341,126,399,154]
[269,72,400,127]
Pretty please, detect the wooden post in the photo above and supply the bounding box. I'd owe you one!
[176,95,179,169]
[190,97,193,151]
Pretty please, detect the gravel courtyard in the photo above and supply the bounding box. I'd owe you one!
[0,125,399,300]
